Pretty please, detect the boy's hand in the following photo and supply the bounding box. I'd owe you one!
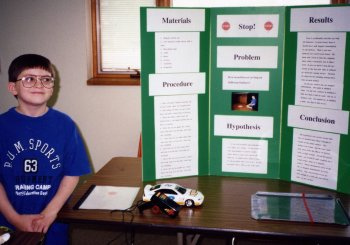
[31,176,80,233]
[11,214,44,232]
[32,212,57,233]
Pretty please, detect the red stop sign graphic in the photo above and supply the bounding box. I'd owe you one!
[222,21,230,31]
[264,21,273,31]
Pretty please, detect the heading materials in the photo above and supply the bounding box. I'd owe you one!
[162,17,191,24]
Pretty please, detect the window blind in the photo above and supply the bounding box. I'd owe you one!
[99,0,155,72]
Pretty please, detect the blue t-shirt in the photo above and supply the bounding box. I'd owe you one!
[0,107,91,244]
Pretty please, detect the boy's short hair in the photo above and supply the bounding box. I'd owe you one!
[8,54,55,82]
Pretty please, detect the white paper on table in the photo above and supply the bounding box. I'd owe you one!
[78,186,140,210]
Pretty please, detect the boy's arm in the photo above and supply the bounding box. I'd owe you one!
[32,176,79,233]
[0,182,43,231]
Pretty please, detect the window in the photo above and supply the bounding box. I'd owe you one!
[88,0,170,85]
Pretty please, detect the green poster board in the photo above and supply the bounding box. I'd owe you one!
[140,5,350,194]
[209,7,285,179]
[280,5,350,194]
[140,8,210,181]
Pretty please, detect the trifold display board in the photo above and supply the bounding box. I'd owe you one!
[140,5,350,194]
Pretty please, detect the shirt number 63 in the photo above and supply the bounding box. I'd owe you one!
[24,159,38,173]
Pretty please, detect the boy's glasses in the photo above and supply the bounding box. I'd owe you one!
[16,75,55,89]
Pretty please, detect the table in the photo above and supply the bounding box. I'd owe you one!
[0,230,43,245]
[58,157,350,244]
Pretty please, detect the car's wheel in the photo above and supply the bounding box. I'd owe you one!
[185,199,194,207]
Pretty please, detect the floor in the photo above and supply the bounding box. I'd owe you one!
[69,224,311,245]
[70,224,226,245]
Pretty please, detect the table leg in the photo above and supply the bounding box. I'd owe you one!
[177,232,200,245]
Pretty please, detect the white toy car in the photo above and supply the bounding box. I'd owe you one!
[143,183,204,207]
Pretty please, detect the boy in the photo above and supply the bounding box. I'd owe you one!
[0,54,91,244]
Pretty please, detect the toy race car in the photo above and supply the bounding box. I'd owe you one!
[143,183,204,207]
